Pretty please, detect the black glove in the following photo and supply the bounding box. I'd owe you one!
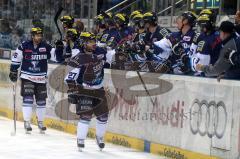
[132,43,144,54]
[172,43,185,56]
[132,41,145,53]
[154,60,172,73]
[132,43,141,53]
[55,40,64,49]
[66,81,79,104]
[180,54,191,73]
[181,53,190,66]
[67,89,79,104]
[9,70,18,82]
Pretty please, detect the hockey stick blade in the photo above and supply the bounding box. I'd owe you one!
[11,82,17,136]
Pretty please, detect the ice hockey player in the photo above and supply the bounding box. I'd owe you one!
[9,27,60,134]
[132,13,146,43]
[191,12,222,76]
[54,15,76,62]
[94,14,110,48]
[129,10,142,28]
[113,13,134,44]
[111,13,136,69]
[153,11,198,74]
[60,15,74,32]
[102,12,121,67]
[65,32,109,151]
[188,9,215,57]
[143,12,171,54]
[64,28,81,59]
[127,13,154,72]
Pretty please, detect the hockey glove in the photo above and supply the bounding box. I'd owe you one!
[9,70,18,82]
[67,89,79,104]
[172,43,185,56]
[155,60,172,73]
[55,40,64,49]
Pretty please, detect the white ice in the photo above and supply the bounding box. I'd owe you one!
[0,117,165,159]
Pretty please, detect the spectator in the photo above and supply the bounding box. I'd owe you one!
[196,21,240,80]
[0,19,12,49]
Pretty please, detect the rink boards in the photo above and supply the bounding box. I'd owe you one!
[0,59,240,159]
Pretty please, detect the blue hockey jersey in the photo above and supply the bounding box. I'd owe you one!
[10,40,59,83]
[191,30,222,72]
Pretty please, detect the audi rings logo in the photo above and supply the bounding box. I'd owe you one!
[190,99,227,139]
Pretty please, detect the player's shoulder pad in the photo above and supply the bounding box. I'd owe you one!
[19,40,30,50]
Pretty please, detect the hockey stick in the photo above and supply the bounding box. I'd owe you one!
[11,82,17,136]
[136,71,155,106]
[54,6,64,41]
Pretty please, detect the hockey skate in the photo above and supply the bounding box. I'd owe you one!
[77,139,85,152]
[96,136,105,151]
[38,121,47,134]
[24,121,32,134]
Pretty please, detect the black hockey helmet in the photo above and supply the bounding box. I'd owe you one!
[181,11,197,27]
[143,12,158,25]
[132,13,144,28]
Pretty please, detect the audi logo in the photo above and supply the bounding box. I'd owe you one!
[190,99,227,139]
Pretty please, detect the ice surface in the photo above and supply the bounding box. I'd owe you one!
[0,117,165,159]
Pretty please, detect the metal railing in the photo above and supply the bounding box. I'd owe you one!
[104,0,146,14]
[157,0,186,16]
[105,0,131,13]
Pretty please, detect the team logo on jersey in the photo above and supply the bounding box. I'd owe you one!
[39,48,46,52]
[31,61,39,69]
[31,54,48,60]
[183,36,191,42]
